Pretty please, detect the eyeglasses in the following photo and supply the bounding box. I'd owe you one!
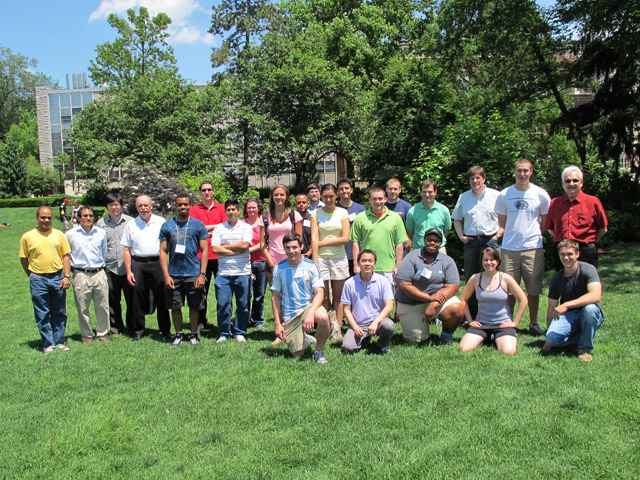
[81,214,94,218]
[564,179,580,184]
[200,188,213,192]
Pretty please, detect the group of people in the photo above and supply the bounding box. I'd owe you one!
[19,159,608,363]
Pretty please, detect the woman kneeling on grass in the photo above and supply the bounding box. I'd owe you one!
[459,247,528,355]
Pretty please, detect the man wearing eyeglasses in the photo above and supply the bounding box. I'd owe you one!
[189,181,227,332]
[65,206,110,344]
[545,165,608,270]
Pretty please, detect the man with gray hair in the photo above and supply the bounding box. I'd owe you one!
[545,165,608,270]
[121,195,172,341]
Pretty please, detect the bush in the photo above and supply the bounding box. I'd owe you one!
[0,195,74,208]
[26,156,61,197]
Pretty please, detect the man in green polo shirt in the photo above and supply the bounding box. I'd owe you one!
[351,187,408,286]
[406,179,451,252]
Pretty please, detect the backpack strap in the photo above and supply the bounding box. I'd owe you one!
[262,211,270,248]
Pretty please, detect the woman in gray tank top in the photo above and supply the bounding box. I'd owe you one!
[459,247,528,355]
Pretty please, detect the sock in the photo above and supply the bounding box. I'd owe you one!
[441,331,453,339]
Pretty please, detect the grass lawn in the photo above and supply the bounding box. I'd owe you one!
[0,207,638,479]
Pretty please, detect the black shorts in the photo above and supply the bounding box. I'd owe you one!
[165,277,205,310]
[466,325,517,340]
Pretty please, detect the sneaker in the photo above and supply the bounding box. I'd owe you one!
[57,344,70,351]
[197,323,205,333]
[440,334,454,344]
[529,324,546,336]
[171,332,184,347]
[577,349,593,362]
[188,333,200,346]
[216,336,228,343]
[375,344,390,354]
[313,350,328,364]
[236,335,247,343]
[329,321,342,340]
[303,333,316,349]
[43,347,54,355]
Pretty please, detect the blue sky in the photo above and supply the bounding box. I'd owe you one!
[1,0,557,87]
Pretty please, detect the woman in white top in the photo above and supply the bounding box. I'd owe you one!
[311,184,350,339]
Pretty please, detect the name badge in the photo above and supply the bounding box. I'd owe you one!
[348,212,356,222]
[420,267,432,279]
[317,214,329,223]
[303,219,310,227]
[175,244,186,254]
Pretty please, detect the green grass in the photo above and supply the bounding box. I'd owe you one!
[1,208,638,479]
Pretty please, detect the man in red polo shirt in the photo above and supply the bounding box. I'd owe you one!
[545,165,608,270]
[189,181,227,331]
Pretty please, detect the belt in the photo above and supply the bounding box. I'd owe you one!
[73,267,104,273]
[32,270,63,278]
[132,256,159,262]
[466,233,496,240]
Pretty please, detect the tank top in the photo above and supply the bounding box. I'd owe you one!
[474,273,513,325]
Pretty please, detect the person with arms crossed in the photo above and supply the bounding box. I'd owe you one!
[541,239,604,362]
[341,250,395,354]
[19,206,71,354]
[66,206,110,344]
[406,179,451,252]
[495,158,551,336]
[271,233,330,364]
[159,194,209,346]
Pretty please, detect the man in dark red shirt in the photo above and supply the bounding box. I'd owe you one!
[545,165,608,270]
[188,181,227,331]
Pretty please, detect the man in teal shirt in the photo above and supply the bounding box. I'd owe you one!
[406,179,451,252]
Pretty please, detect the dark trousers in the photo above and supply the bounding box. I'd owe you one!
[553,241,599,271]
[130,258,170,336]
[199,258,219,326]
[106,270,133,334]
[464,235,499,319]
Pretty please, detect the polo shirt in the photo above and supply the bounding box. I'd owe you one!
[545,191,608,243]
[495,184,551,251]
[96,214,132,275]
[307,201,325,213]
[19,228,71,274]
[65,225,108,269]
[385,199,412,222]
[451,188,500,236]
[336,201,366,260]
[406,201,452,249]
[350,208,408,273]
[340,273,394,325]
[548,261,601,310]
[395,249,460,305]
[120,214,165,257]
[159,217,209,277]
[188,202,227,260]
[271,258,324,322]
[211,220,253,276]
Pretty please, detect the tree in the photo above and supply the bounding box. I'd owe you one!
[0,47,57,139]
[0,139,27,198]
[89,7,177,90]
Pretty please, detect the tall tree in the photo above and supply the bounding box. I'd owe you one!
[0,139,27,198]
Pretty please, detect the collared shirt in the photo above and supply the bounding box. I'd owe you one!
[406,201,452,249]
[395,249,460,305]
[211,220,253,276]
[96,213,132,275]
[340,273,394,325]
[159,217,209,277]
[120,214,165,257]
[452,187,500,236]
[19,228,70,274]
[271,258,324,322]
[350,208,408,273]
[495,184,551,251]
[65,225,108,269]
[545,190,608,243]
[307,201,325,213]
[188,202,227,260]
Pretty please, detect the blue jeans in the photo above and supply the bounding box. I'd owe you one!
[249,261,267,326]
[545,304,604,351]
[215,275,250,337]
[30,271,67,350]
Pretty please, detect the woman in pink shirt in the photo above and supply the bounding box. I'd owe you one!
[242,197,268,329]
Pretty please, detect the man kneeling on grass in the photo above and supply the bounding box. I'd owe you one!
[341,250,395,354]
[541,239,604,362]
[271,233,330,364]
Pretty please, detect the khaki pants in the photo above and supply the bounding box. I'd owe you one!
[73,269,110,340]
[397,296,461,343]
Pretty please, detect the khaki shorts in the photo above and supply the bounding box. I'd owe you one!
[500,248,544,296]
[283,304,328,353]
[397,296,461,343]
[318,255,350,281]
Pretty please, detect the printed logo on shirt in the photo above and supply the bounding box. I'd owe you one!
[515,200,529,210]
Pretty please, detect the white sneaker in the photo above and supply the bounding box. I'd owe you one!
[235,335,247,343]
[216,336,228,343]
[303,333,316,349]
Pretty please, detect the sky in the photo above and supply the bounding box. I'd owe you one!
[1,0,557,88]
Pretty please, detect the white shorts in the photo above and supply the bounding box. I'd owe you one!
[318,255,349,281]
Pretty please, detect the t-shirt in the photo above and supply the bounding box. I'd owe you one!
[406,201,452,249]
[336,201,366,260]
[548,261,601,310]
[312,207,349,258]
[241,218,266,262]
[395,249,460,305]
[271,258,324,322]
[19,228,71,274]
[259,211,303,264]
[211,220,254,276]
[495,184,551,251]
[385,199,412,222]
[188,202,227,260]
[350,209,408,272]
[159,217,209,277]
[340,273,394,325]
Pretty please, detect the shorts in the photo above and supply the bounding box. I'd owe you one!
[466,325,517,340]
[318,255,349,281]
[165,277,206,310]
[500,248,544,296]
[283,304,328,353]
[377,271,396,288]
[397,296,462,343]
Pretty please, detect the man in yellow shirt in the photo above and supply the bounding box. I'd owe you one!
[19,207,71,354]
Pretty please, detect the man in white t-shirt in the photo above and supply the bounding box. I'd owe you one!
[495,159,551,336]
